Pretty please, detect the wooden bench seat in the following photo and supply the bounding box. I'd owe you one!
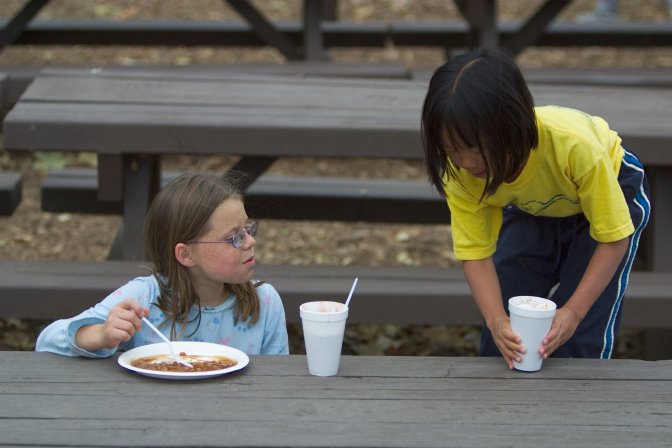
[0,260,670,330]
[0,171,23,216]
[41,168,449,224]
[4,19,672,48]
[3,259,668,358]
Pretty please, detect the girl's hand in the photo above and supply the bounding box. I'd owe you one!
[539,307,581,359]
[100,299,149,348]
[490,315,524,370]
[76,299,149,351]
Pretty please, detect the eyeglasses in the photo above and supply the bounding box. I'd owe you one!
[187,220,257,249]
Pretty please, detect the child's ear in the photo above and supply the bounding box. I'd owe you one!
[175,243,196,267]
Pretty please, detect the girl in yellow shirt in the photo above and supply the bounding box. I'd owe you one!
[421,48,650,369]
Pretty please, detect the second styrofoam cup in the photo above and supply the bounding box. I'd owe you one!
[300,301,348,376]
[508,296,557,372]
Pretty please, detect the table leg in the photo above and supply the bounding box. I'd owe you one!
[226,0,302,60]
[642,328,672,360]
[645,166,672,272]
[454,0,498,49]
[501,0,572,56]
[227,156,278,191]
[119,155,160,261]
[0,0,49,49]
[303,0,329,61]
[97,154,123,202]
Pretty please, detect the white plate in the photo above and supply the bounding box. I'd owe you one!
[118,341,249,380]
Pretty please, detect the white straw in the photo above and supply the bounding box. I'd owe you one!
[344,277,359,308]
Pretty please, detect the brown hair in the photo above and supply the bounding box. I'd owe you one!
[144,172,261,339]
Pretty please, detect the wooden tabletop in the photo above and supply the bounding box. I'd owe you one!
[5,72,672,164]
[1,352,671,447]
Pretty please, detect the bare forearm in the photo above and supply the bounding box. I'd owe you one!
[464,257,523,368]
[463,258,506,330]
[564,238,629,320]
[75,324,108,352]
[539,238,629,359]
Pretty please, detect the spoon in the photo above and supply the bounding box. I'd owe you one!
[142,317,193,369]
[344,277,359,308]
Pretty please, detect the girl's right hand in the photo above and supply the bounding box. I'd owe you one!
[490,315,523,370]
[99,299,149,348]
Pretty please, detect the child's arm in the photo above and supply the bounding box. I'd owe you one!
[540,237,629,358]
[463,257,522,369]
[74,299,149,352]
[35,277,156,357]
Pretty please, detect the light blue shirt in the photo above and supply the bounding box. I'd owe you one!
[36,276,289,357]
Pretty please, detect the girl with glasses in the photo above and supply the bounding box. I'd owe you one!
[37,173,288,356]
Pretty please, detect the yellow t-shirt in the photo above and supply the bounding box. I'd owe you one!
[445,105,635,261]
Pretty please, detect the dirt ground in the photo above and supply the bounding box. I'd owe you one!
[1,0,667,357]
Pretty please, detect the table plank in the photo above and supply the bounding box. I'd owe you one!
[1,353,670,448]
[2,418,668,448]
[6,76,672,165]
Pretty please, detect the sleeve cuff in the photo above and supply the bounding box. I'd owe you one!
[66,317,118,358]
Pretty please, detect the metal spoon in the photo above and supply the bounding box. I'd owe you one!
[142,317,193,368]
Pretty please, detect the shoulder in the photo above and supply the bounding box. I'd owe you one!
[536,106,599,137]
[535,106,614,169]
[111,275,161,307]
[254,282,283,306]
[535,105,612,145]
[253,281,286,318]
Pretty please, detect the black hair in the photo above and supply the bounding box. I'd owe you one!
[421,47,538,199]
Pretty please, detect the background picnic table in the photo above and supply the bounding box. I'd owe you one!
[1,0,670,356]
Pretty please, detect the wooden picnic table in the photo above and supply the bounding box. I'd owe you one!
[4,71,672,271]
[1,352,671,447]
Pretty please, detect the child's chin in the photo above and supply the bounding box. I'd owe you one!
[241,269,255,283]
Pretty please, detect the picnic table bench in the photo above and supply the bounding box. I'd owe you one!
[3,0,672,59]
[1,260,669,329]
[40,168,449,224]
[0,260,670,360]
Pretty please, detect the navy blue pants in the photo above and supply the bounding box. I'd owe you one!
[479,149,651,359]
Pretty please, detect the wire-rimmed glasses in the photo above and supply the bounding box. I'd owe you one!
[187,220,257,249]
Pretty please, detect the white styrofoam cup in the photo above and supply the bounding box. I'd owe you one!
[300,301,348,376]
[508,296,557,372]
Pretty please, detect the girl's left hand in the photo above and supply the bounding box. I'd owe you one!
[539,307,581,359]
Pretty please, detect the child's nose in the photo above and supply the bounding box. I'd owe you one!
[457,152,480,169]
[243,233,256,249]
